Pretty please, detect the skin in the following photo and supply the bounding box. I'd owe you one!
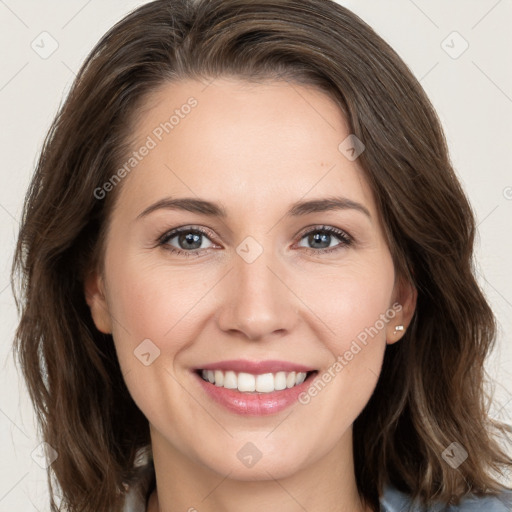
[85,77,416,512]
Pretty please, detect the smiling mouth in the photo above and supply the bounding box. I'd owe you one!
[196,369,318,393]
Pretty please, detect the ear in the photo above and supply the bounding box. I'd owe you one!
[386,276,417,345]
[84,269,112,334]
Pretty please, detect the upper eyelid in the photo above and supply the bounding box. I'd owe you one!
[295,224,350,239]
[159,225,216,242]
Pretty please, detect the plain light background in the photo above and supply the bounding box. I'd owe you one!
[1,0,511,510]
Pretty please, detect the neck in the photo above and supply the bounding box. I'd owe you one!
[146,425,371,512]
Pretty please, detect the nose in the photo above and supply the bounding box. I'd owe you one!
[216,246,300,341]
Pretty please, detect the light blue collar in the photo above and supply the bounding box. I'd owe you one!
[380,481,512,511]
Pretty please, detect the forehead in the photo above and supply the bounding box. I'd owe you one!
[114,77,376,219]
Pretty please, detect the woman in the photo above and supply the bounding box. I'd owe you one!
[12,0,512,511]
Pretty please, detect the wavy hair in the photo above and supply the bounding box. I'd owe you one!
[11,0,512,511]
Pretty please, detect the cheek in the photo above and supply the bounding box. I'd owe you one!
[301,256,396,351]
[294,255,395,412]
[102,254,210,424]
[102,250,217,401]
[106,253,210,339]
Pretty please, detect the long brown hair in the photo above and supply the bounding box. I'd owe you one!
[11,0,512,511]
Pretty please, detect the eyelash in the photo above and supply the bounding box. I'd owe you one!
[157,225,353,258]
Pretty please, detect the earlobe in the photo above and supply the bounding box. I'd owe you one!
[84,270,112,334]
[386,277,417,344]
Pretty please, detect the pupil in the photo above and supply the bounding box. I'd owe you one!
[310,232,330,249]
[180,232,201,249]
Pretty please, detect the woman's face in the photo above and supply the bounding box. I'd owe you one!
[86,77,415,480]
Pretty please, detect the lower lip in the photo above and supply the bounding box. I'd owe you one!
[193,371,317,416]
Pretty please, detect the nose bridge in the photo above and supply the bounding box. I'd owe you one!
[216,235,298,340]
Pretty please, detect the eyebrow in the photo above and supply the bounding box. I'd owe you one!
[136,196,371,220]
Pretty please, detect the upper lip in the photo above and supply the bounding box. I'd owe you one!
[197,359,316,374]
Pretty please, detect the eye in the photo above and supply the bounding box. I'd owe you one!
[296,225,353,254]
[159,226,216,256]
[157,224,353,258]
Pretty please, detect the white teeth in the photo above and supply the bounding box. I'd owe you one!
[223,371,237,389]
[199,369,309,393]
[214,370,224,387]
[237,372,255,392]
[274,371,287,390]
[255,373,274,392]
[295,372,306,385]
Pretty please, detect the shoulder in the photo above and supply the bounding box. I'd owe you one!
[380,482,512,511]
